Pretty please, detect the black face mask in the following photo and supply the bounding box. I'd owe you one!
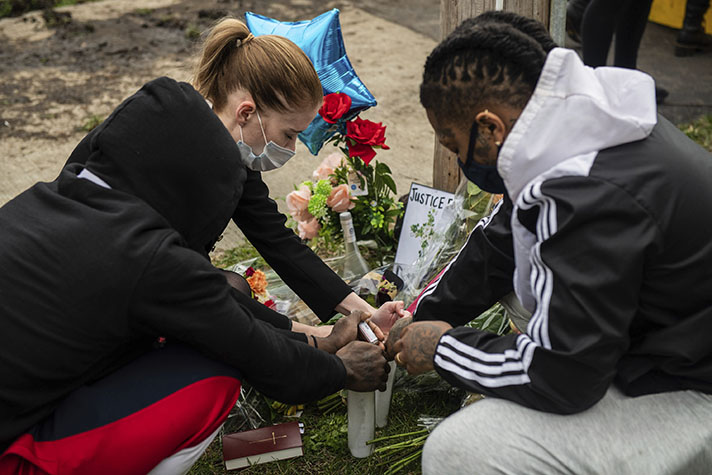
[457,120,507,194]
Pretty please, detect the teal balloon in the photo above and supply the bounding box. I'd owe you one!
[245,9,377,155]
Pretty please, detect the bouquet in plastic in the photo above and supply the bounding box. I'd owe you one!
[286,93,403,263]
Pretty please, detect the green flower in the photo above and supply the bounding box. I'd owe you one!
[315,179,332,196]
[371,212,385,229]
[308,194,328,219]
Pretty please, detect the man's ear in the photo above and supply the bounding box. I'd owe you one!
[475,110,506,145]
[235,100,256,127]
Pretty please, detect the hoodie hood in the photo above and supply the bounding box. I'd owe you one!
[80,77,244,254]
[498,48,657,202]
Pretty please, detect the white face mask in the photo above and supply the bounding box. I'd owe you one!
[237,111,296,171]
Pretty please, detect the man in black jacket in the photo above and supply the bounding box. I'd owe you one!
[389,13,712,474]
[0,78,388,473]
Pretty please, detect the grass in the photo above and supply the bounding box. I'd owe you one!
[185,24,201,41]
[200,239,466,474]
[211,243,264,270]
[198,237,496,474]
[679,114,712,152]
[80,114,103,132]
[189,373,463,475]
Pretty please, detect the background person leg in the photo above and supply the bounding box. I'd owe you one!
[581,0,627,67]
[613,0,654,69]
[675,0,712,56]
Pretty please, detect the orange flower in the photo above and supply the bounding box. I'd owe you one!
[326,183,355,213]
[312,153,344,182]
[286,185,313,222]
[297,217,321,240]
[246,269,268,296]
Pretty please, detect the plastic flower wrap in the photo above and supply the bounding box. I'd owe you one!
[230,259,323,326]
[395,180,497,307]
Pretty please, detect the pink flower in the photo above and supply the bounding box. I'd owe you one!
[312,153,344,182]
[286,185,313,221]
[298,217,320,240]
[326,183,355,213]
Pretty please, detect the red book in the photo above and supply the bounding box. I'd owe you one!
[222,422,303,470]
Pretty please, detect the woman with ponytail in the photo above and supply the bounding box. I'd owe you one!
[0,18,397,474]
[388,11,712,473]
[190,19,405,333]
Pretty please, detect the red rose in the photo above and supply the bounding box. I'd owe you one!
[346,117,390,148]
[319,93,352,124]
[345,117,389,165]
[348,142,377,165]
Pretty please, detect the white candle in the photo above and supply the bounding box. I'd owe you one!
[347,390,375,458]
[375,361,397,428]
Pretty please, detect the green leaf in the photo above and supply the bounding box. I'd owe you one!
[467,181,482,196]
[376,162,392,175]
[382,175,397,194]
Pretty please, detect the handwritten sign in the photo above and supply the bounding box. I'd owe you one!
[394,183,455,266]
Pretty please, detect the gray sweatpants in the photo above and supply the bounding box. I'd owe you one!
[422,386,712,474]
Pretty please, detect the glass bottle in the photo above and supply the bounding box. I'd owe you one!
[339,211,370,284]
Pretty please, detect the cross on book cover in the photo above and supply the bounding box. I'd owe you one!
[222,421,303,470]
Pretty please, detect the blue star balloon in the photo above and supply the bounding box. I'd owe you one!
[245,9,377,155]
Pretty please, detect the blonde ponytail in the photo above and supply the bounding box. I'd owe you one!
[193,17,323,113]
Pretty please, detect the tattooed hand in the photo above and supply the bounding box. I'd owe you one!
[384,315,413,360]
[392,321,452,375]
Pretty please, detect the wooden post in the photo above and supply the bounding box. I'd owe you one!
[433,0,553,192]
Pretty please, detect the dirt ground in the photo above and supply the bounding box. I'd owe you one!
[3,1,710,254]
[0,0,438,253]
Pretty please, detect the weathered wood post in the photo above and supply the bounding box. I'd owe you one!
[433,0,562,192]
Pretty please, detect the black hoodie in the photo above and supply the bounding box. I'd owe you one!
[66,81,353,321]
[0,78,346,451]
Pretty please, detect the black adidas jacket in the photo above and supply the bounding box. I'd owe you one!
[414,49,712,414]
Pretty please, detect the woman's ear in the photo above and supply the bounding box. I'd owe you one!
[234,100,256,127]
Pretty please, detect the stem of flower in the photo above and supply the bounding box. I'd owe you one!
[367,429,428,445]
[384,449,423,475]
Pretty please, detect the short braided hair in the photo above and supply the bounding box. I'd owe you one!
[420,13,552,124]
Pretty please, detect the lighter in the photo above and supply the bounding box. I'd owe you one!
[358,321,379,344]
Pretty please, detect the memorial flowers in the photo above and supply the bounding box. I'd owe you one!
[286,93,403,262]
[244,266,276,310]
